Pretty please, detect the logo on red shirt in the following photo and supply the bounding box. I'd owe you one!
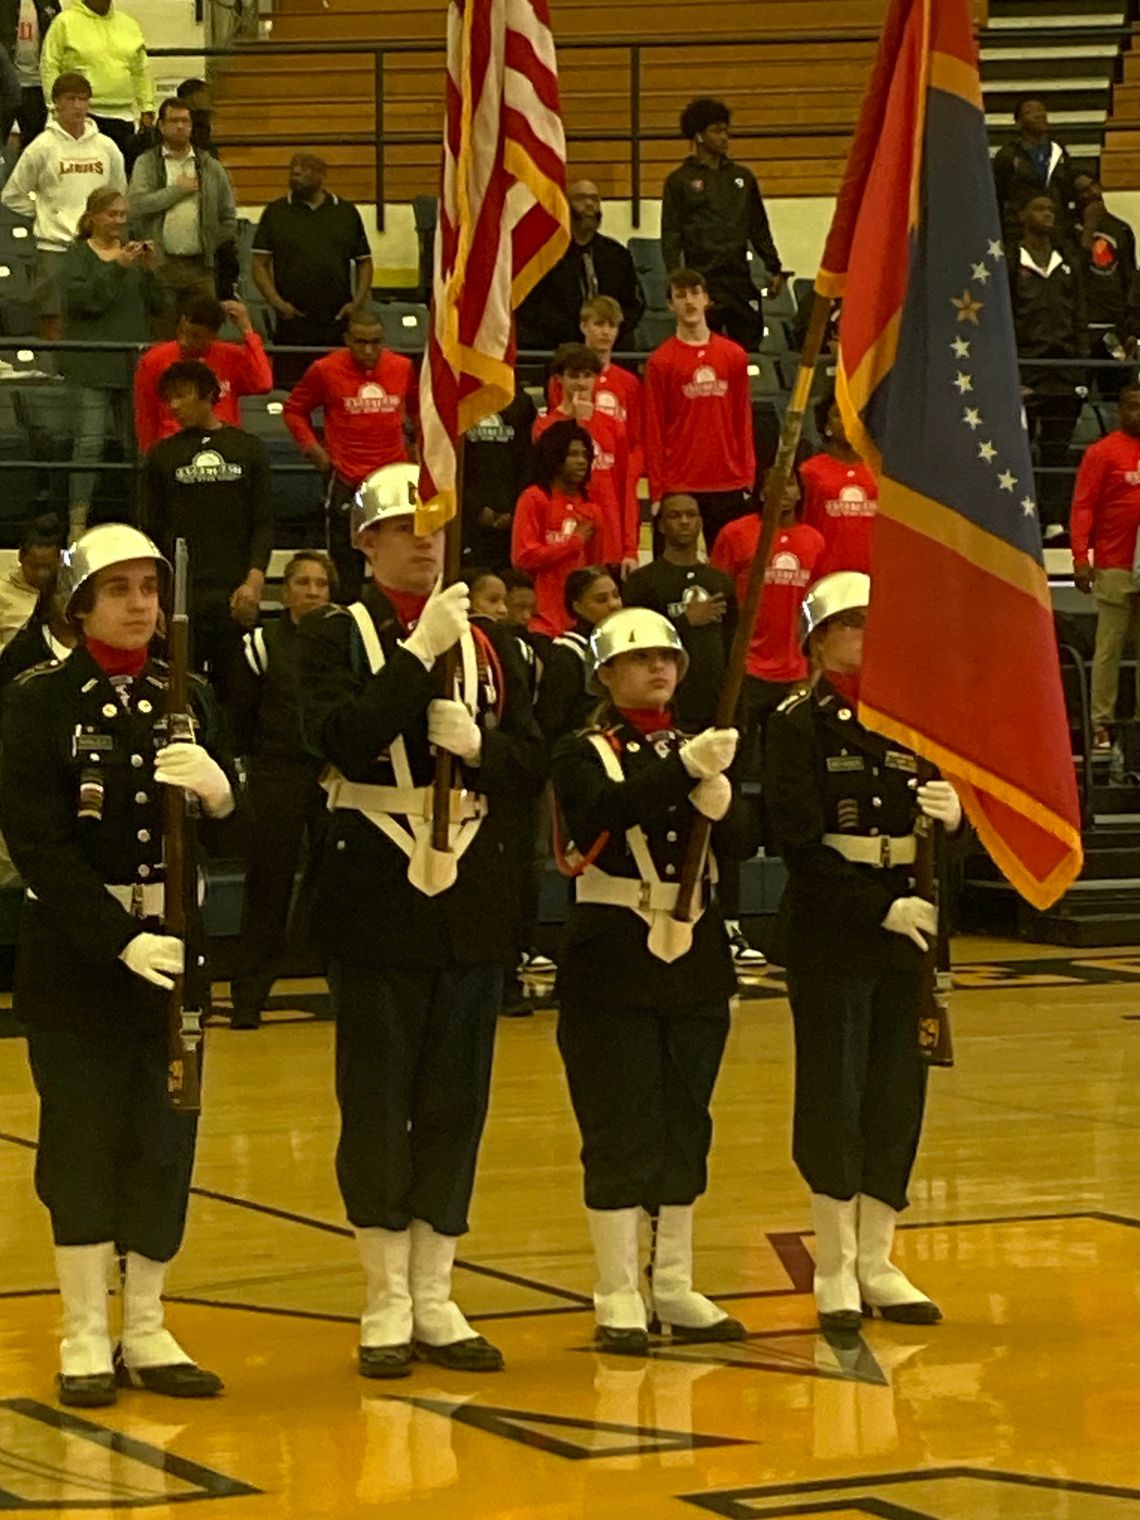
[344,381,401,415]
[595,390,625,421]
[765,550,812,587]
[682,363,728,401]
[826,484,876,518]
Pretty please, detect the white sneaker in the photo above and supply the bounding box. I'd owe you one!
[519,948,556,975]
[725,922,766,967]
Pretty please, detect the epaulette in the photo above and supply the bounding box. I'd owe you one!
[12,658,63,687]
[775,687,812,715]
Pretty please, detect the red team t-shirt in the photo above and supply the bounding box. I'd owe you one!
[1070,429,1140,571]
[799,453,878,577]
[711,518,827,683]
[510,484,606,638]
[283,348,418,487]
[134,333,274,453]
[533,408,638,563]
[548,364,644,480]
[644,333,755,503]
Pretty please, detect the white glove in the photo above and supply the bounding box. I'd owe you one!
[120,932,184,991]
[428,698,481,764]
[154,742,234,818]
[689,775,731,820]
[403,582,470,668]
[882,896,937,951]
[679,727,738,780]
[917,779,963,832]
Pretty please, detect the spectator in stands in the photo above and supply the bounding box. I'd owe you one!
[1008,190,1088,537]
[283,304,417,601]
[252,153,374,388]
[534,566,621,743]
[501,567,537,638]
[993,97,1076,245]
[1069,383,1140,750]
[0,513,62,649]
[466,568,509,624]
[534,343,638,575]
[661,97,785,352]
[515,179,644,352]
[511,419,604,643]
[1071,173,1139,379]
[644,267,755,552]
[623,492,736,729]
[134,292,272,453]
[462,390,537,571]
[126,96,237,330]
[801,395,878,576]
[176,76,211,154]
[0,0,60,145]
[40,0,153,154]
[2,71,125,334]
[60,185,162,537]
[142,358,273,693]
[228,550,334,1029]
[0,572,76,686]
[549,294,644,480]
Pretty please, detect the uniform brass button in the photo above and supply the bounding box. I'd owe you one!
[137,829,150,843]
[908,876,917,889]
[138,699,153,715]
[667,831,678,842]
[908,777,919,790]
[138,865,151,878]
[870,827,880,837]
[627,741,641,753]
[135,791,148,804]
[101,703,116,718]
[872,766,880,776]
[131,754,144,768]
[872,797,882,808]
[838,708,852,721]
[665,864,676,876]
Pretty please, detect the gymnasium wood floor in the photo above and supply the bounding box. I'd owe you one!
[2,936,1140,1518]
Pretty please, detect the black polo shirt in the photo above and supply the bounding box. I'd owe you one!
[621,557,737,728]
[253,192,371,325]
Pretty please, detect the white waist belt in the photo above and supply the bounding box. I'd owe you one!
[26,881,166,916]
[822,833,917,868]
[576,867,680,914]
[328,779,487,825]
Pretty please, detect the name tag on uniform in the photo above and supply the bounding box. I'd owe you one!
[884,751,918,773]
[72,730,114,757]
[826,755,864,773]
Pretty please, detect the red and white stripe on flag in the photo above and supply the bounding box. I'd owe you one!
[416,0,569,535]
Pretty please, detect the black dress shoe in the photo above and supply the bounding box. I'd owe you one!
[229,1011,261,1030]
[654,1313,747,1343]
[413,1335,504,1371]
[819,1309,863,1334]
[864,1299,943,1325]
[58,1371,116,1408]
[116,1357,224,1397]
[358,1342,413,1379]
[594,1325,649,1356]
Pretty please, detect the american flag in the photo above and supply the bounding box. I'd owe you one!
[416,0,570,534]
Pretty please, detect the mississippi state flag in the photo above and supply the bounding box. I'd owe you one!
[816,0,1082,908]
[417,0,569,533]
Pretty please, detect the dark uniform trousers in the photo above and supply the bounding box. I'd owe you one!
[765,680,938,1215]
[232,759,328,1018]
[325,475,366,604]
[27,1023,197,1260]
[551,720,756,1214]
[0,649,239,1262]
[297,589,547,1241]
[331,961,501,1236]
[557,1000,730,1211]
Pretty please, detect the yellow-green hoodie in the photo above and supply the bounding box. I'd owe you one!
[40,0,154,121]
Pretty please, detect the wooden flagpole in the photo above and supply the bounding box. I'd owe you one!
[431,439,466,851]
[672,292,835,923]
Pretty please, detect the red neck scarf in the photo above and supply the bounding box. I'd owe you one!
[618,706,674,735]
[826,669,862,707]
[85,637,148,680]
[378,583,429,630]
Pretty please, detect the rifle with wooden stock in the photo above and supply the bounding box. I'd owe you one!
[163,539,203,1112]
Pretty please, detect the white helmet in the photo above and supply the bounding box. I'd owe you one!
[60,523,170,615]
[351,463,422,542]
[799,571,871,649]
[588,607,690,694]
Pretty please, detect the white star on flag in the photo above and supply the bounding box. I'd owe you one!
[971,262,991,284]
[998,470,1017,491]
[978,440,997,463]
[988,239,1004,260]
[963,407,982,429]
[1021,497,1036,517]
[954,371,973,394]
[951,337,971,358]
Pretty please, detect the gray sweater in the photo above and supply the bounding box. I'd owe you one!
[127,144,236,267]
